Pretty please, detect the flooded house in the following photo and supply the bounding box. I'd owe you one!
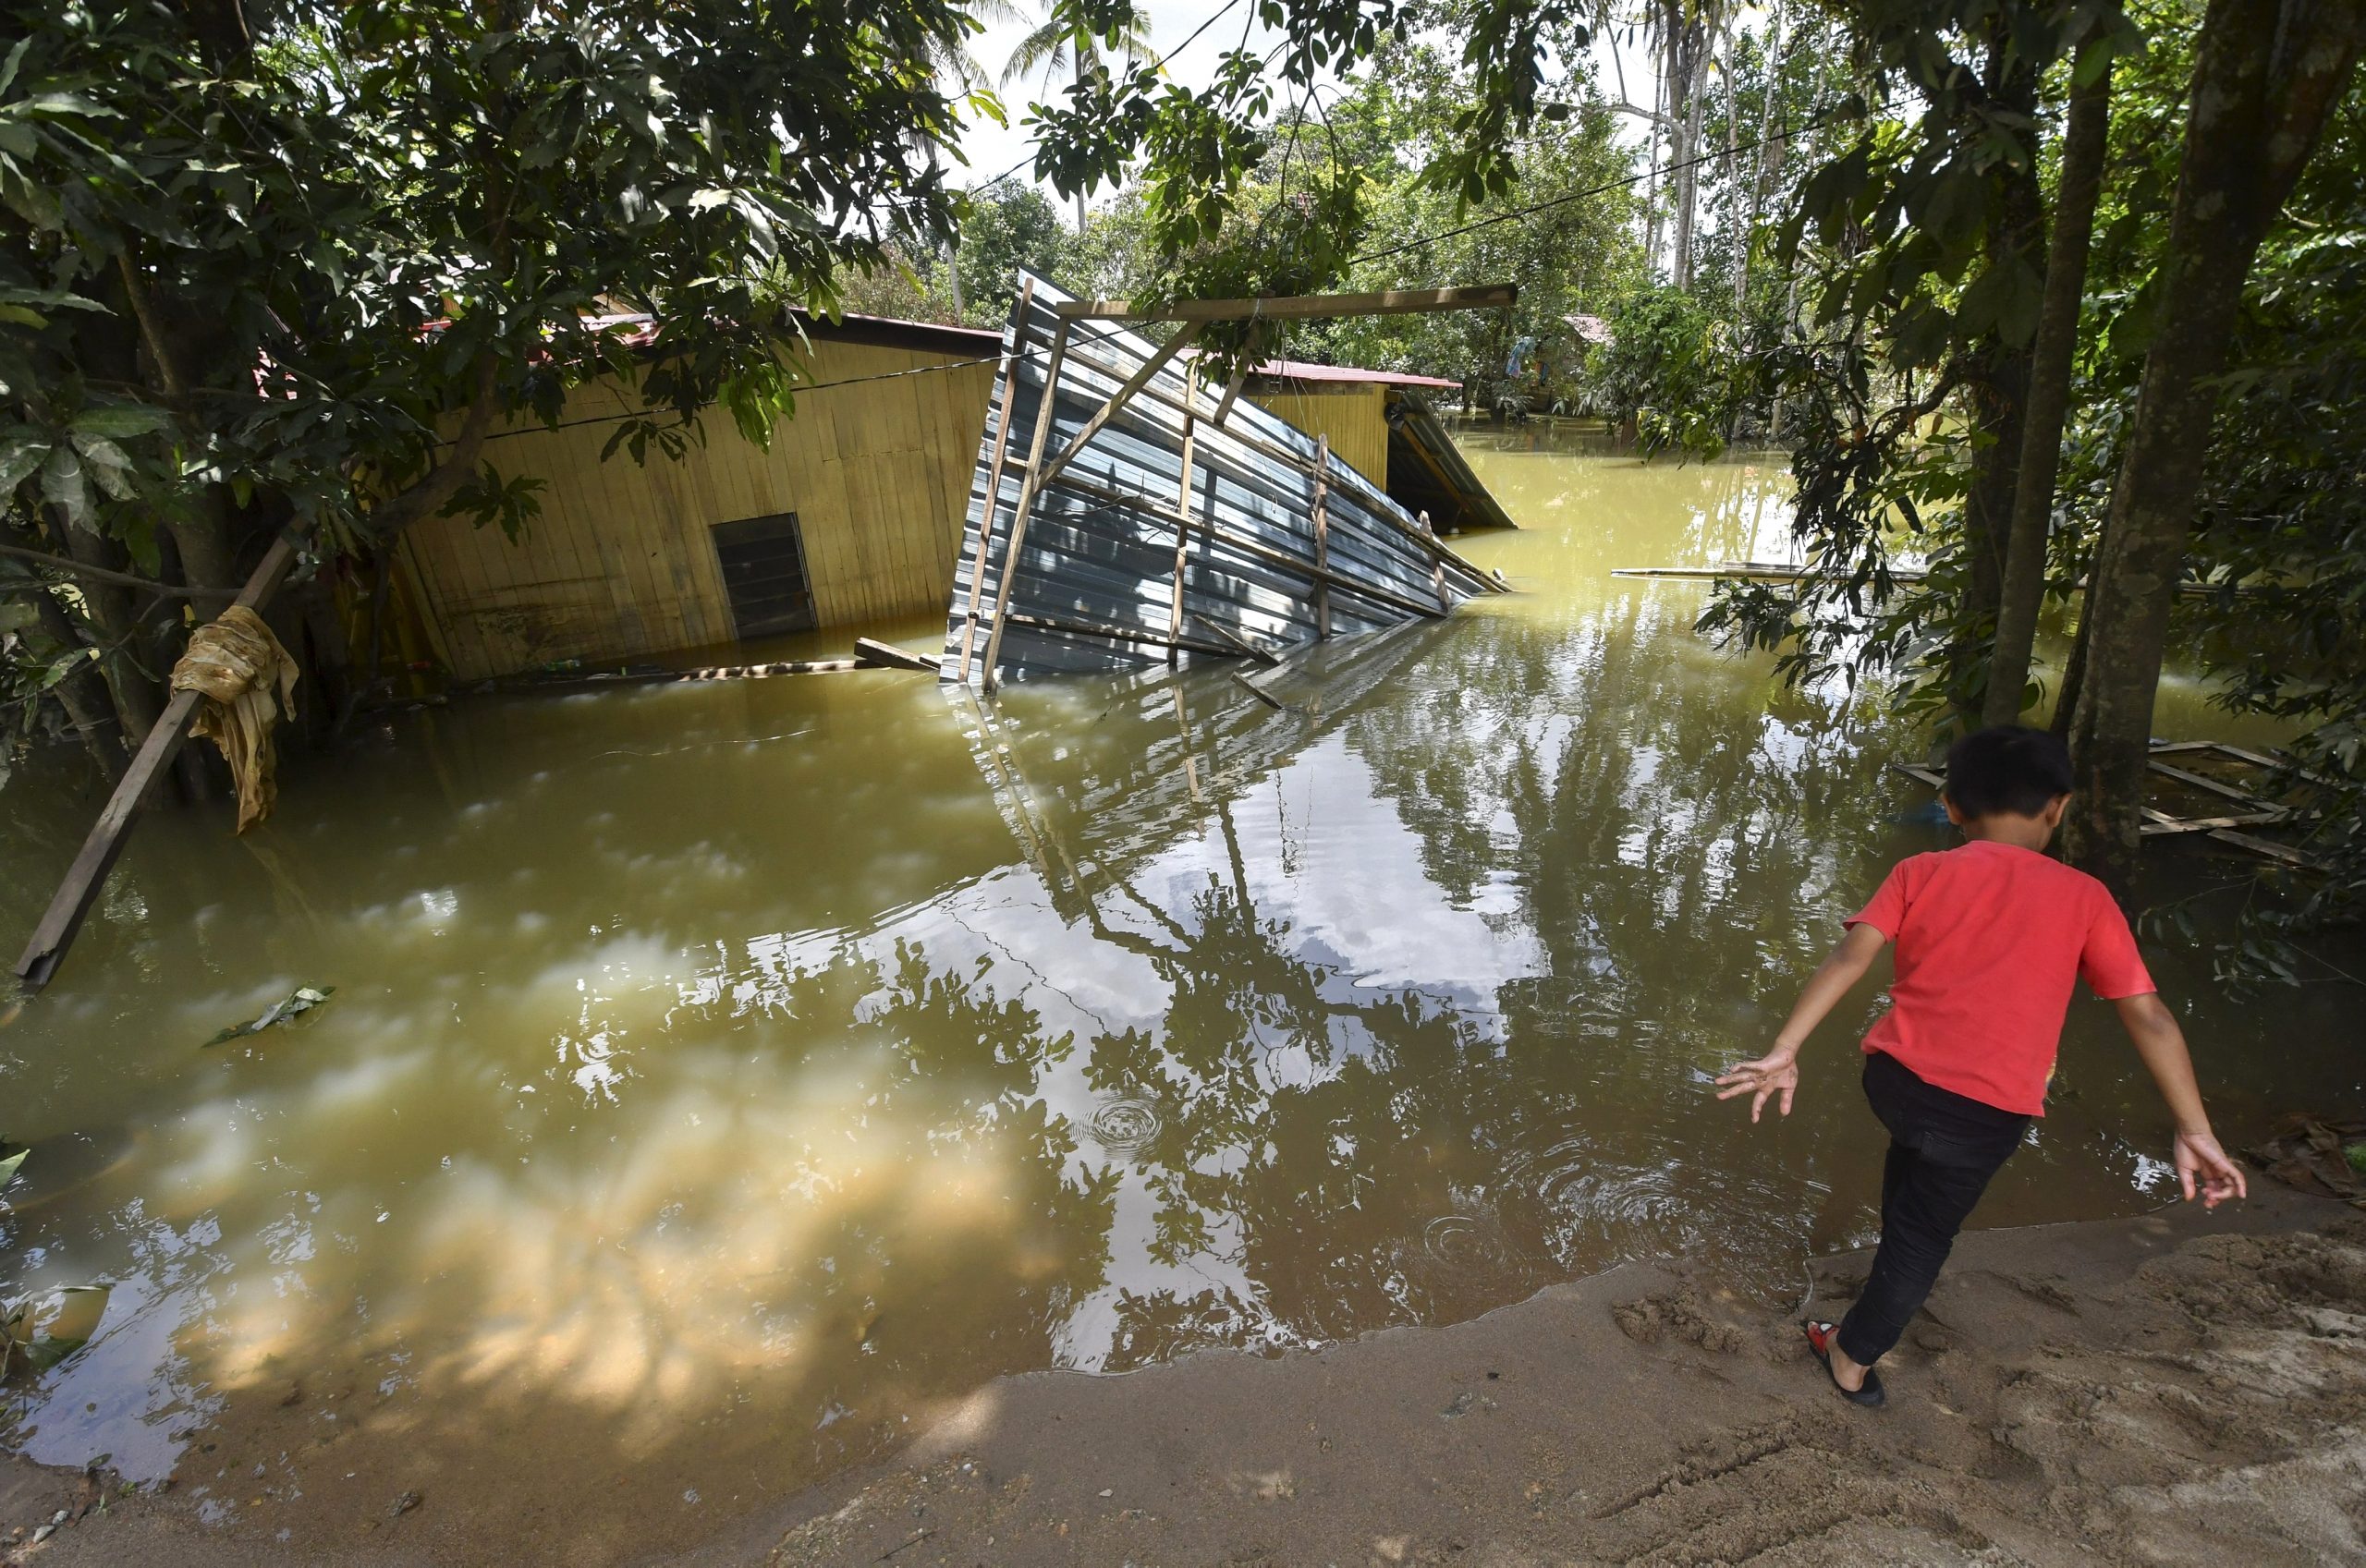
[387,305,1512,682]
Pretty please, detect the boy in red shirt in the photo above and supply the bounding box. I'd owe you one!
[1715,725,2247,1407]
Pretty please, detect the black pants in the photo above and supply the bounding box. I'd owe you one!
[1834,1051,2031,1367]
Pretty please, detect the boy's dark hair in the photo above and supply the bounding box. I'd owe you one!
[1944,725,2075,818]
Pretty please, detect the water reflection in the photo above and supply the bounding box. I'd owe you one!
[1,434,2358,1561]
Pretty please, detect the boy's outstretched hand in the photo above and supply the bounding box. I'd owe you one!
[2173,1127,2248,1209]
[1716,1049,1799,1123]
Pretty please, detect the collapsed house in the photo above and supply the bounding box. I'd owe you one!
[942,274,1512,686]
[386,291,1515,684]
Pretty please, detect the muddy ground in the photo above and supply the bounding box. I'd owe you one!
[6,1185,2362,1566]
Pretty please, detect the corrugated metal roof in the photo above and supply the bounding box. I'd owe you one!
[941,273,1503,685]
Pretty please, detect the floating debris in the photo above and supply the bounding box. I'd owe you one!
[203,985,335,1048]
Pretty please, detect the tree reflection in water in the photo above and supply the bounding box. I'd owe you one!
[3,443,2357,1550]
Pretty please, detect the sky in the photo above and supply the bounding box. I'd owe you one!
[943,0,1299,200]
[939,0,1660,215]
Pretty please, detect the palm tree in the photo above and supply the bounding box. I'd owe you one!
[1003,0,1159,233]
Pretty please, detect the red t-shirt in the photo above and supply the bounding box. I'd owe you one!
[1845,840,2155,1116]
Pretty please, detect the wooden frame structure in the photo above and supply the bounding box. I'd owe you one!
[1889,740,2323,868]
[945,274,1512,689]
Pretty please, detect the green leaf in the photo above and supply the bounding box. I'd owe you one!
[0,1146,25,1186]
[33,648,98,692]
[39,445,89,530]
[0,431,50,493]
[69,405,173,441]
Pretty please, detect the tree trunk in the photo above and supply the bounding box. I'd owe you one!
[1641,77,1664,273]
[1945,29,2045,726]
[2064,0,2364,893]
[1664,3,1710,293]
[48,514,165,750]
[1737,6,1786,316]
[30,589,129,784]
[1983,46,2112,728]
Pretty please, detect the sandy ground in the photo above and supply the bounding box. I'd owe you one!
[6,1185,2362,1567]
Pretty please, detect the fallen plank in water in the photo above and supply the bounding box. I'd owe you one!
[16,535,299,991]
[1618,561,2247,599]
[854,638,943,673]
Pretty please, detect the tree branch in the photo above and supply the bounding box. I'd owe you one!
[0,542,236,599]
[116,251,188,407]
[363,360,503,539]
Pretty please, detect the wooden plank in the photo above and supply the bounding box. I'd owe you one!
[1165,369,1200,668]
[2206,828,2322,868]
[976,318,1074,689]
[1211,350,1254,428]
[1030,320,1204,496]
[16,535,299,990]
[1311,434,1332,639]
[2140,808,2293,837]
[1888,761,1947,789]
[854,637,941,673]
[1192,614,1285,665]
[1056,284,1518,322]
[1004,610,1238,660]
[2146,758,2277,809]
[1231,671,1287,711]
[2195,741,2336,788]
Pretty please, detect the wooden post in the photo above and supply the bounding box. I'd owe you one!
[954,276,1037,683]
[976,318,1073,691]
[1311,434,1332,639]
[1167,370,1199,666]
[16,534,299,990]
[1419,510,1447,609]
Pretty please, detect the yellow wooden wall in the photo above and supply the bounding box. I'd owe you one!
[399,341,997,680]
[1245,384,1388,490]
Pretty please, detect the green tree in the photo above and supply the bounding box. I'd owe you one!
[0,0,989,780]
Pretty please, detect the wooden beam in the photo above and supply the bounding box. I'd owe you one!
[975,317,1073,690]
[1231,672,1287,711]
[2146,758,2277,810]
[1030,320,1203,497]
[1055,284,1518,322]
[1191,614,1285,665]
[854,638,942,673]
[1165,371,1200,667]
[1211,348,1254,429]
[2206,828,2321,868]
[953,276,1036,682]
[2140,808,2293,836]
[1004,610,1238,660]
[17,534,299,991]
[1311,434,1332,639]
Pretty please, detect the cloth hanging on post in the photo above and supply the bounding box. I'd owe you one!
[170,605,299,833]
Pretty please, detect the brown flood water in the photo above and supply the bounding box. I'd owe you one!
[3,427,2360,1561]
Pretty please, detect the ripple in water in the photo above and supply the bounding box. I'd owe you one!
[1086,1096,1165,1161]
